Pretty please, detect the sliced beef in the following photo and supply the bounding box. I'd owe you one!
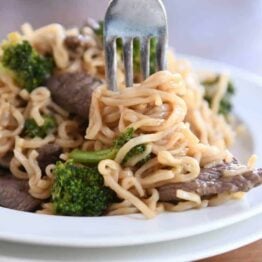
[0,152,13,169]
[159,162,262,202]
[0,169,42,211]
[64,35,81,50]
[47,72,102,120]
[65,19,99,50]
[64,35,94,50]
[37,144,62,174]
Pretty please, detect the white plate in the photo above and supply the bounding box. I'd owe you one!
[0,213,261,262]
[0,56,262,247]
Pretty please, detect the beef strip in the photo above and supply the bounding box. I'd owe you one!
[47,72,102,120]
[64,35,81,50]
[37,144,62,174]
[0,152,13,169]
[0,169,42,211]
[64,18,99,50]
[158,162,262,202]
[64,35,94,50]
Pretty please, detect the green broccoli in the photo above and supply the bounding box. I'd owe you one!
[202,75,235,116]
[52,160,115,216]
[112,127,135,148]
[69,127,147,165]
[133,38,157,75]
[23,115,57,138]
[1,40,54,92]
[94,22,157,76]
[122,144,146,164]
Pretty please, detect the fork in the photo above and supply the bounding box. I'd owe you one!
[104,0,168,90]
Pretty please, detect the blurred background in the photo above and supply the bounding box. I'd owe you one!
[0,0,261,73]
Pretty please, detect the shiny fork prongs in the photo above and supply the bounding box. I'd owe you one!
[104,0,168,90]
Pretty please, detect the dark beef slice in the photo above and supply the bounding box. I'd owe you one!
[37,144,62,174]
[64,35,93,50]
[0,152,13,169]
[159,162,262,202]
[64,35,83,50]
[0,169,42,211]
[64,19,99,50]
[47,72,102,120]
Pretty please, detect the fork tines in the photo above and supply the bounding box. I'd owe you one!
[104,0,168,90]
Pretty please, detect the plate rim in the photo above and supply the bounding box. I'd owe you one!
[0,210,261,262]
[174,213,262,261]
[0,201,262,247]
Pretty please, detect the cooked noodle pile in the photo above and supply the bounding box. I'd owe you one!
[86,71,234,218]
[0,23,239,218]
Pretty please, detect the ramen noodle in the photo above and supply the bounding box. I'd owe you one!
[1,22,253,219]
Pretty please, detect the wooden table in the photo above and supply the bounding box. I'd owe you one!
[199,240,262,262]
[0,0,261,260]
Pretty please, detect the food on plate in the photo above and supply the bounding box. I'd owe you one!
[1,39,54,92]
[0,169,41,211]
[47,72,102,120]
[0,20,261,219]
[159,160,262,202]
[52,160,116,216]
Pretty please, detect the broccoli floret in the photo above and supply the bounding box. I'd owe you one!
[1,40,54,92]
[23,115,57,138]
[122,144,146,164]
[137,153,153,166]
[202,75,235,116]
[113,127,135,148]
[69,128,147,165]
[133,38,157,75]
[94,22,157,76]
[52,160,115,216]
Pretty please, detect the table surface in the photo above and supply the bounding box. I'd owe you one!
[199,240,262,262]
[0,0,261,260]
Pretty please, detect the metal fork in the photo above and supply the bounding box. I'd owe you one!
[104,0,168,90]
